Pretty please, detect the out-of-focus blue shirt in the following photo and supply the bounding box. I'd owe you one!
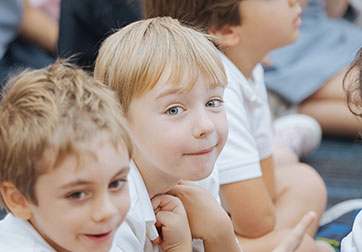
[0,0,23,59]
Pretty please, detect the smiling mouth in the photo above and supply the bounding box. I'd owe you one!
[84,230,113,243]
[185,146,215,156]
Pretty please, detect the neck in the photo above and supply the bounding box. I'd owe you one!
[223,43,268,79]
[28,220,70,252]
[133,159,179,199]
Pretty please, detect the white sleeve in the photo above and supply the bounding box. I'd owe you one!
[341,211,362,252]
[216,78,262,185]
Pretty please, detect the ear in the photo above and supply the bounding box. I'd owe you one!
[209,25,240,48]
[1,182,32,219]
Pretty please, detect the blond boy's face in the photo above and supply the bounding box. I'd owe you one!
[127,72,228,185]
[27,137,130,252]
[237,0,302,51]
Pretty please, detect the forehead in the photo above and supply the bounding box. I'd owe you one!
[39,135,129,174]
[149,63,226,96]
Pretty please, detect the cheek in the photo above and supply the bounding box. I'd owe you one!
[118,189,131,222]
[217,113,229,146]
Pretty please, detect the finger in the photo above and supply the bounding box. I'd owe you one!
[167,182,199,197]
[151,194,185,214]
[273,211,316,252]
[167,184,188,197]
[155,210,186,228]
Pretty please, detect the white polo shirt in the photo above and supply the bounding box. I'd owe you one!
[216,52,274,185]
[0,213,55,252]
[341,211,362,252]
[114,161,220,252]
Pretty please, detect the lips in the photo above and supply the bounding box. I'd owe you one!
[84,230,113,243]
[293,12,302,27]
[184,146,215,156]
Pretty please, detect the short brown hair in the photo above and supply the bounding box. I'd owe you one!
[0,61,132,206]
[94,17,227,114]
[142,0,241,31]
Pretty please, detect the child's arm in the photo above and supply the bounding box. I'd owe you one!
[169,181,241,252]
[218,84,277,238]
[220,158,276,238]
[19,0,58,53]
[151,194,192,252]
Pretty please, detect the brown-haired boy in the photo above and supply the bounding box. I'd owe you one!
[143,1,332,251]
[0,61,134,252]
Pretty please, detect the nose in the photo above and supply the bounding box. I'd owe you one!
[192,109,215,138]
[92,194,119,223]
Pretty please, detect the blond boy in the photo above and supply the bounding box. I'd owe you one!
[143,1,332,252]
[0,62,133,252]
[94,17,242,252]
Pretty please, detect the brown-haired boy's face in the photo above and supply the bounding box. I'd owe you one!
[26,136,130,252]
[232,0,301,51]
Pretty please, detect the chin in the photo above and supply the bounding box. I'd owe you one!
[188,165,214,181]
[286,31,300,45]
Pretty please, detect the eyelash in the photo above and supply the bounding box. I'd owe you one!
[206,98,223,107]
[166,106,184,116]
[165,97,223,116]
[65,178,127,201]
[109,178,127,191]
[66,191,87,201]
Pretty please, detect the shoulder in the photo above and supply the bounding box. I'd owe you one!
[0,214,53,252]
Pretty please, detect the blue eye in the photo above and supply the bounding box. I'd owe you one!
[166,106,184,115]
[206,99,223,107]
[109,178,127,191]
[67,191,87,201]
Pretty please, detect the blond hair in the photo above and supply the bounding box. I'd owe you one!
[0,61,132,206]
[94,16,227,113]
[142,0,241,31]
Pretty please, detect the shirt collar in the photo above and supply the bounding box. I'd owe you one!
[129,161,159,242]
[218,51,264,104]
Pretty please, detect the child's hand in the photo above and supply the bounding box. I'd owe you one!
[151,194,192,252]
[168,181,241,252]
[272,211,317,252]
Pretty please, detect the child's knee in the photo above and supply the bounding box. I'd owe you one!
[276,162,327,202]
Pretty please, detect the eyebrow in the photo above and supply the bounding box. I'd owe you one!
[155,86,186,100]
[59,166,130,189]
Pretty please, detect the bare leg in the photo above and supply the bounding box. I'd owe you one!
[298,68,360,137]
[235,154,328,252]
[273,162,327,236]
[237,228,330,252]
[273,146,299,166]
